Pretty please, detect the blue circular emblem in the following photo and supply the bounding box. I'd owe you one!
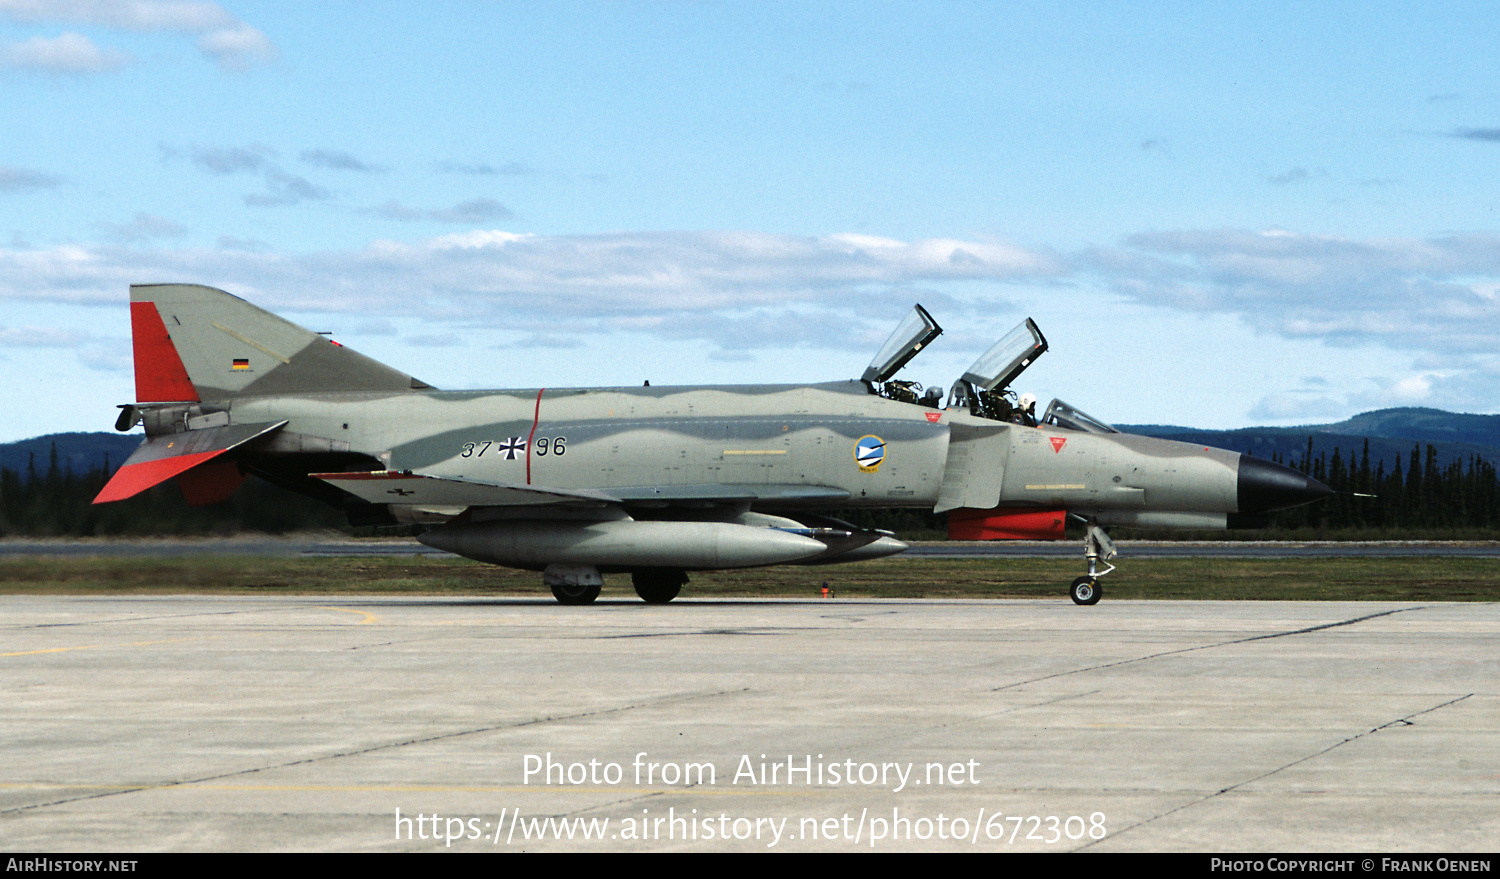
[854,435,886,472]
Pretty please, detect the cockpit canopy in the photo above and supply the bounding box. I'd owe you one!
[861,308,1111,430]
[944,317,1048,418]
[861,304,942,384]
[959,317,1047,392]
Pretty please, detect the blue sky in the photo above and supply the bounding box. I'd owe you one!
[3,1,1500,442]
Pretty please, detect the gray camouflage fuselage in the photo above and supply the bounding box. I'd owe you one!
[98,283,1331,602]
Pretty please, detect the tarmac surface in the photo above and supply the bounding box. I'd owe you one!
[2,595,1496,852]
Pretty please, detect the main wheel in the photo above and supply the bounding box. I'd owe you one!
[1070,576,1102,606]
[551,582,601,605]
[632,568,686,604]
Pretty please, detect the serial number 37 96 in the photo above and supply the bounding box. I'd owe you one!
[459,436,568,458]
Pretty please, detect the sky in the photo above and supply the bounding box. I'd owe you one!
[3,1,1500,442]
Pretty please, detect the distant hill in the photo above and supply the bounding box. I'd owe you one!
[1119,408,1500,470]
[1312,407,1500,448]
[0,432,142,479]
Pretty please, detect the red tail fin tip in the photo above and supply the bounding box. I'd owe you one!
[130,301,198,403]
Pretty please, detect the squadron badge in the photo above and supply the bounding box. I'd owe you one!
[854,435,886,472]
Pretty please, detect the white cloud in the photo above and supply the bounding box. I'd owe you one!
[1087,230,1500,353]
[1389,374,1434,402]
[0,230,1064,351]
[194,21,274,71]
[7,226,1500,416]
[0,0,234,30]
[0,0,276,71]
[1247,392,1347,422]
[3,31,129,73]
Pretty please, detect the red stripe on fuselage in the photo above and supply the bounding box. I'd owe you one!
[525,388,545,484]
[130,301,198,403]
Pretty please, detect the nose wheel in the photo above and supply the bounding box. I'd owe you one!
[1070,576,1102,605]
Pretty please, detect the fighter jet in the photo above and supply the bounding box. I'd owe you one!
[95,284,1331,605]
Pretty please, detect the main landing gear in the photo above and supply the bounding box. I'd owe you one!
[541,564,688,604]
[632,568,687,604]
[1070,520,1116,606]
[550,580,602,605]
[544,564,603,605]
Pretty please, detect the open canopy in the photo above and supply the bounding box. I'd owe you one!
[959,317,1047,392]
[861,304,942,384]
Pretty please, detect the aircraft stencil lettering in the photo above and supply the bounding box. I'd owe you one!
[95,284,1331,605]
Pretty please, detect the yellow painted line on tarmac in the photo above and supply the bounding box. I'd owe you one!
[319,607,381,625]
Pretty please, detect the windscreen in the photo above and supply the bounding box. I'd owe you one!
[1041,399,1119,434]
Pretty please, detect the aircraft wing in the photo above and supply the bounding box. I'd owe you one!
[93,421,288,504]
[313,471,851,509]
[311,471,620,507]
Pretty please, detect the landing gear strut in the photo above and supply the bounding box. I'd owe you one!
[1070,520,1115,606]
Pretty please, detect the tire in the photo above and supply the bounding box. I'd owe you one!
[633,568,686,604]
[551,582,601,605]
[1070,576,1102,606]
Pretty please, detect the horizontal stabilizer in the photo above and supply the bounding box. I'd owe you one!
[312,471,619,507]
[92,421,287,504]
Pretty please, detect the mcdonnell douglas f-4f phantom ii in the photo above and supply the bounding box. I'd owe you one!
[95,284,1331,605]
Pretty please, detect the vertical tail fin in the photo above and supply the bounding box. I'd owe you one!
[96,283,430,506]
[130,283,431,400]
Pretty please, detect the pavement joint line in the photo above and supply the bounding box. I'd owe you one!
[0,686,751,817]
[2,635,228,657]
[5,609,276,630]
[990,606,1427,691]
[1080,692,1476,849]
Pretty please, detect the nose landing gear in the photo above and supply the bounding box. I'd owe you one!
[1070,520,1115,606]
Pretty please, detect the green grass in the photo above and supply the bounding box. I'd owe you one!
[0,554,1494,601]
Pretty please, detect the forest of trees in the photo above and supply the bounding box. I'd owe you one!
[3,438,1500,538]
[1264,439,1500,534]
[0,445,346,537]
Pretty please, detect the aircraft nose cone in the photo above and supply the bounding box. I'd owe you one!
[1237,455,1334,513]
